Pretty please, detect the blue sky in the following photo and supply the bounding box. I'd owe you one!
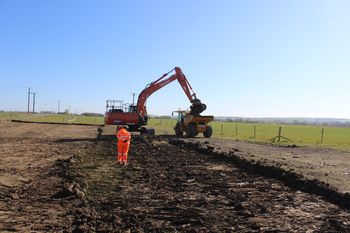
[1,0,349,118]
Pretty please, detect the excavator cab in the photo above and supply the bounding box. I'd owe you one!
[172,110,213,138]
[105,100,147,127]
[106,100,124,113]
[106,100,137,114]
[128,104,137,113]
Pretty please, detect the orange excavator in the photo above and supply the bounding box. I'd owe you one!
[104,67,210,135]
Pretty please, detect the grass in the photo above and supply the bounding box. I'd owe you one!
[1,112,349,149]
[0,112,104,125]
[148,118,350,150]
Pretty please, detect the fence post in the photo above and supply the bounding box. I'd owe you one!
[253,125,256,139]
[278,126,282,142]
[235,124,238,136]
[321,128,324,144]
[221,123,224,135]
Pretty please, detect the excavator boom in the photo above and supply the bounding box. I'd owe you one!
[136,67,205,117]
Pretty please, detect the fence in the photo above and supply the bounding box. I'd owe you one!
[149,119,350,149]
[209,121,350,148]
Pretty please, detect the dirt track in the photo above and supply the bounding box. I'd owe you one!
[1,121,350,232]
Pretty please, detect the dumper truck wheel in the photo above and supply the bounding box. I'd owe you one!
[187,124,197,138]
[175,122,183,136]
[203,125,213,138]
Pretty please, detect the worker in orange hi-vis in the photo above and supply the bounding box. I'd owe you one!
[116,126,131,166]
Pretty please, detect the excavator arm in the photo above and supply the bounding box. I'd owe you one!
[136,67,206,118]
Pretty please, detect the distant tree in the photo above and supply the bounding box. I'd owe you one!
[154,115,171,119]
[40,111,55,114]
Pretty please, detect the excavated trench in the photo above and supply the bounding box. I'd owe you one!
[59,131,350,232]
[168,138,350,210]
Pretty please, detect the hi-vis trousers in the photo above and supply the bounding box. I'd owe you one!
[117,142,130,162]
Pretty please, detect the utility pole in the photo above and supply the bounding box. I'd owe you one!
[131,93,136,105]
[27,88,31,114]
[32,93,36,114]
[58,100,60,113]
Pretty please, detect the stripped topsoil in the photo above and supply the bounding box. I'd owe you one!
[1,121,350,232]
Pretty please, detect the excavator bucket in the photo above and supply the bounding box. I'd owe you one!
[190,99,207,116]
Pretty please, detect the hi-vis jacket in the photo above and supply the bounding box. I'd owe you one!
[117,128,131,144]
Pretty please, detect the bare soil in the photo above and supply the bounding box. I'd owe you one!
[0,121,97,232]
[1,121,350,232]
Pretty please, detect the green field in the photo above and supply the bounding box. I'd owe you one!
[148,118,350,150]
[0,112,104,125]
[1,113,349,149]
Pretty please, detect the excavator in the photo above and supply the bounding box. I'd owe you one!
[104,67,212,137]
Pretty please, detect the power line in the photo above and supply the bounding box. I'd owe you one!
[0,86,28,90]
[29,86,105,94]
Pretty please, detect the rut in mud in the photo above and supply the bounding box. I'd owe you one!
[69,130,350,232]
